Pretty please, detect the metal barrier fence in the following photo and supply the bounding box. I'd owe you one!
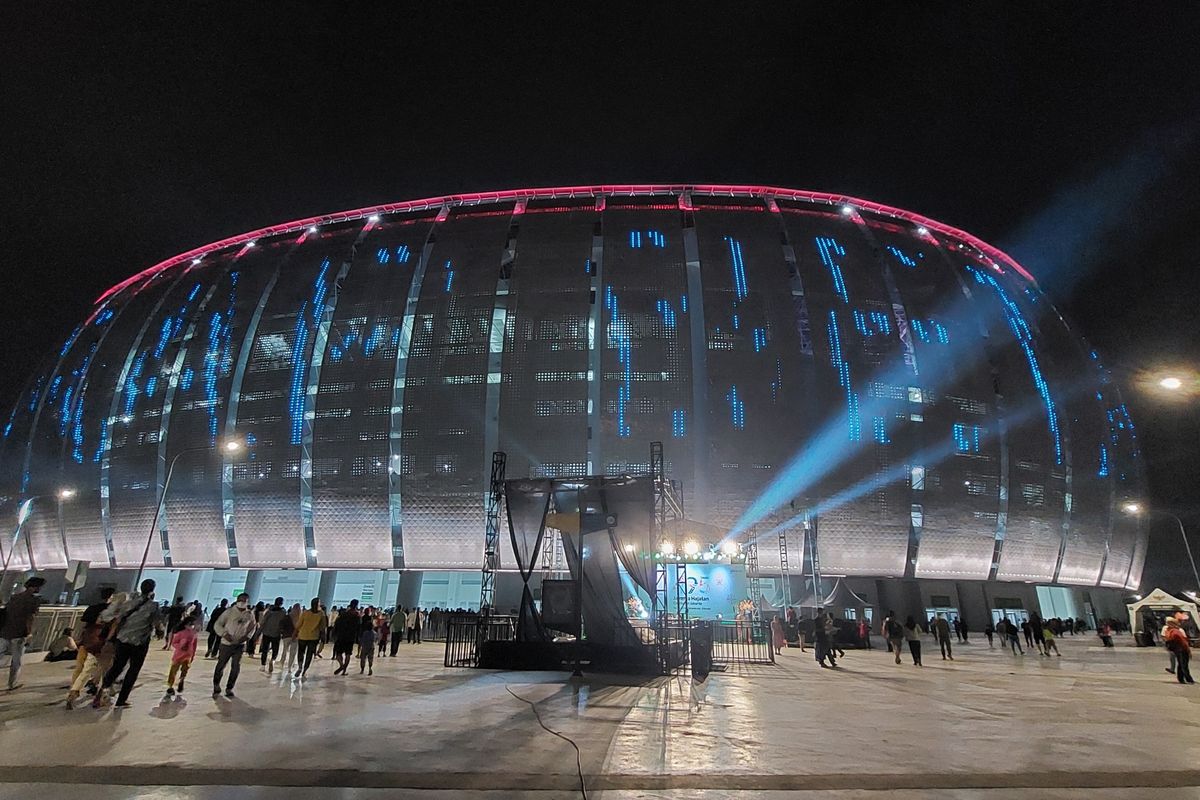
[709,620,775,666]
[443,614,516,667]
[445,614,775,670]
[18,606,86,652]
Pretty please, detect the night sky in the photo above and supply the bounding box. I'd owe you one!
[3,7,1198,589]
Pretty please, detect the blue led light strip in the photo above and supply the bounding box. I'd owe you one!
[826,309,861,441]
[970,268,1062,464]
[886,245,919,268]
[815,236,849,303]
[724,236,749,301]
[727,385,745,430]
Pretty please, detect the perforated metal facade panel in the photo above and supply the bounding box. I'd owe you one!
[2,186,1144,587]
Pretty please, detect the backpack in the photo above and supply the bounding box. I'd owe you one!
[886,619,903,638]
[279,614,295,638]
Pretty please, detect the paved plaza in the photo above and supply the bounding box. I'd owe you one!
[0,633,1198,798]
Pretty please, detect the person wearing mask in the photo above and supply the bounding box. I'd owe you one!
[294,598,326,680]
[212,592,257,698]
[0,576,46,691]
[205,598,228,658]
[94,579,162,709]
[165,613,198,696]
[934,614,954,661]
[280,603,301,675]
[1165,617,1194,684]
[903,615,923,666]
[258,597,288,674]
[44,628,78,662]
[390,607,406,657]
[332,599,361,675]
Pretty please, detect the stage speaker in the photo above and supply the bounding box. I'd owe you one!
[541,579,578,630]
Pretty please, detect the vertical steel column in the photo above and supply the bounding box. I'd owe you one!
[483,203,521,525]
[680,192,710,522]
[155,271,231,565]
[223,244,295,567]
[388,213,441,570]
[300,227,368,568]
[650,441,666,622]
[99,267,199,567]
[778,527,791,608]
[586,196,605,475]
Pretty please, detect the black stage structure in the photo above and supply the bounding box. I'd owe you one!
[444,444,775,674]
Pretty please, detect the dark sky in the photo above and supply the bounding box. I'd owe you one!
[3,6,1199,589]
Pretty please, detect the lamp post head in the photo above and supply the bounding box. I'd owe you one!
[224,440,244,453]
[58,488,76,500]
[1160,376,1183,391]
[1122,502,1142,515]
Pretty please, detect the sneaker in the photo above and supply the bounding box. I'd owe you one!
[114,702,132,709]
[212,687,221,697]
[6,684,21,691]
[91,689,109,708]
[368,668,373,676]
[224,689,235,698]
[166,687,176,697]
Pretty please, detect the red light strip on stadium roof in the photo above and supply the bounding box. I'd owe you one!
[96,184,1035,304]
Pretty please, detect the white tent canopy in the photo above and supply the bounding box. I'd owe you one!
[1126,588,1200,635]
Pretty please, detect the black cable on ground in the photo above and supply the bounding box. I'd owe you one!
[505,685,587,800]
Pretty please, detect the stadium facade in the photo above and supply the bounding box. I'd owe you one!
[0,185,1143,623]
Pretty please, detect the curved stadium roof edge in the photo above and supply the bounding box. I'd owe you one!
[96,184,1036,308]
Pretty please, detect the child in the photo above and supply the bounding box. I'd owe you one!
[359,613,377,675]
[377,616,390,658]
[166,613,198,696]
[1042,623,1060,656]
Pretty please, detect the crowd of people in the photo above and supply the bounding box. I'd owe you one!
[0,575,454,709]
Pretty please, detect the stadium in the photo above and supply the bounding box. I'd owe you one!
[0,185,1144,626]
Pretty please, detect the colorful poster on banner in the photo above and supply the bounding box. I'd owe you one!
[665,563,748,619]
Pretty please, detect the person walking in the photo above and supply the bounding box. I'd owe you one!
[161,597,186,650]
[332,599,361,675]
[390,607,406,657]
[294,598,326,680]
[246,601,266,657]
[359,610,377,675]
[857,618,871,650]
[258,597,287,674]
[93,579,162,709]
[770,614,785,656]
[960,618,970,643]
[406,606,419,644]
[812,610,834,668]
[885,613,905,664]
[165,613,198,697]
[1030,613,1046,656]
[1163,618,1178,674]
[903,616,923,666]
[377,614,390,658]
[0,576,46,691]
[205,599,228,658]
[1165,617,1194,684]
[280,603,301,674]
[1021,618,1034,649]
[953,617,963,642]
[984,620,995,648]
[934,614,954,661]
[1004,618,1025,654]
[65,587,116,707]
[1041,622,1061,657]
[211,592,257,698]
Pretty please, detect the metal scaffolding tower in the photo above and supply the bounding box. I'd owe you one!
[778,526,792,609]
[479,451,506,620]
[745,527,762,620]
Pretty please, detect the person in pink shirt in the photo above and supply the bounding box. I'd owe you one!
[166,613,198,697]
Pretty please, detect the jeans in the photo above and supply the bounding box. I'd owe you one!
[1008,635,1024,654]
[907,640,922,665]
[206,630,220,657]
[103,639,149,705]
[0,637,26,688]
[359,645,374,672]
[280,637,298,671]
[938,636,953,659]
[296,639,319,676]
[1177,649,1194,683]
[259,636,280,666]
[213,642,244,691]
[390,635,401,657]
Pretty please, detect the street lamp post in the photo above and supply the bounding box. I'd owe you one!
[133,440,242,591]
[1123,502,1200,594]
[0,489,76,601]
